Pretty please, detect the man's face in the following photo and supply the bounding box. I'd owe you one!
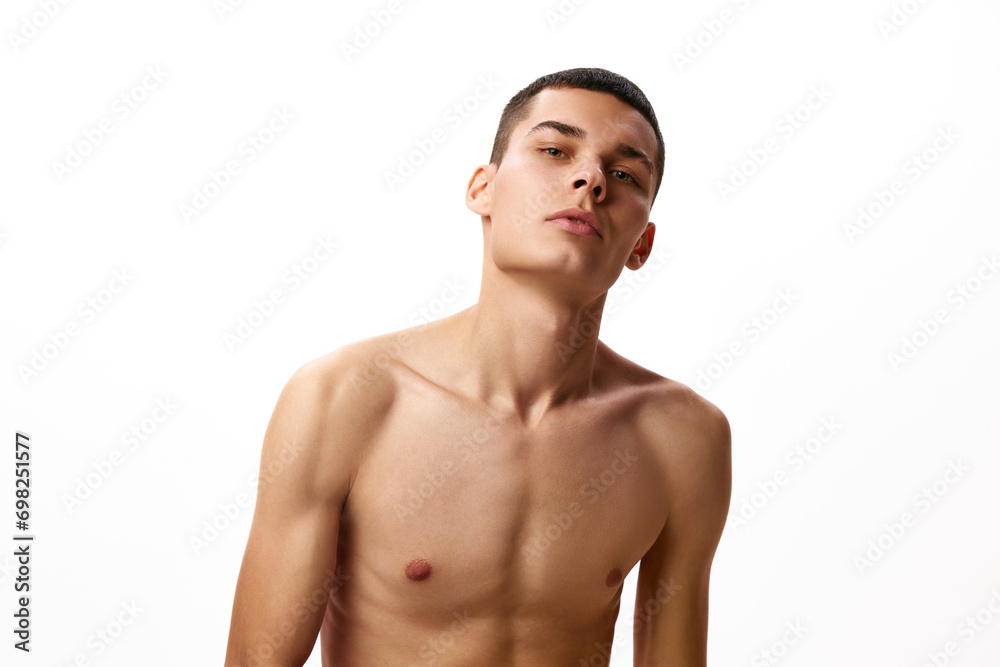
[468,87,659,301]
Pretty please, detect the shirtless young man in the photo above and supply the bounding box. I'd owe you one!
[224,67,732,667]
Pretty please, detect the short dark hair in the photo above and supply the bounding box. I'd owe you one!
[489,67,665,202]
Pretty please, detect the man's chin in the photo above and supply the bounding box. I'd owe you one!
[488,257,610,293]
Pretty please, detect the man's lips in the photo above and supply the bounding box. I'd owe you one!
[547,207,602,238]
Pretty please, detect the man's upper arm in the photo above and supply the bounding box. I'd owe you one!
[633,388,732,667]
[224,352,366,667]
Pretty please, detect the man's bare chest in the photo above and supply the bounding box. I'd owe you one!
[336,383,669,613]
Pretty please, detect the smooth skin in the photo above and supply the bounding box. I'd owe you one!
[224,87,731,667]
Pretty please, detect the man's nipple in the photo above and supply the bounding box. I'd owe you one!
[405,557,433,582]
[606,567,622,587]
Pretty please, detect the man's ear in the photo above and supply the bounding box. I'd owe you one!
[465,163,495,217]
[625,221,656,270]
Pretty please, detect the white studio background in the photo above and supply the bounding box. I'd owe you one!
[1,0,998,665]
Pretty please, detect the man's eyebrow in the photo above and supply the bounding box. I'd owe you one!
[525,120,654,178]
[525,120,586,140]
[614,142,654,178]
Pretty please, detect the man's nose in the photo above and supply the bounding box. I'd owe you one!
[571,161,606,202]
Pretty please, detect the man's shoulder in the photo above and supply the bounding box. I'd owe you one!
[599,346,729,463]
[641,381,731,514]
[605,353,732,531]
[642,379,729,444]
[599,341,719,407]
[281,334,410,428]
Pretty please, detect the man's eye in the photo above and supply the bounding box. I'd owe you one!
[610,170,637,184]
[540,147,566,157]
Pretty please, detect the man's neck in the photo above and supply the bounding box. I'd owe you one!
[447,268,609,426]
